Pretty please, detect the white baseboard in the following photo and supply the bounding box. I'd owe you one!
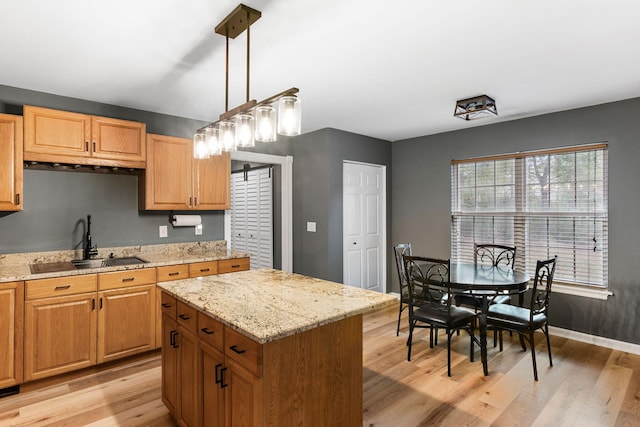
[389,291,640,355]
[548,326,640,355]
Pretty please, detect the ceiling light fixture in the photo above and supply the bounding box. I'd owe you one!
[454,95,497,121]
[194,4,301,159]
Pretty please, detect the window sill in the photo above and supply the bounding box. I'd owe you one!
[551,283,612,300]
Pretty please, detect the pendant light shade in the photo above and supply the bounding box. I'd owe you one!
[220,120,237,152]
[193,132,209,159]
[235,113,255,147]
[254,104,277,142]
[277,95,301,136]
[205,125,221,156]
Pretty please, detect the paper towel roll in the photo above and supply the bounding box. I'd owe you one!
[171,215,202,227]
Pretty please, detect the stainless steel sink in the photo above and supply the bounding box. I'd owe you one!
[30,256,149,274]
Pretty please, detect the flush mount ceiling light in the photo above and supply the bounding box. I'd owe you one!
[454,95,497,121]
[194,4,301,159]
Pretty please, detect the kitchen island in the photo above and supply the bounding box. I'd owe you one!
[158,268,396,427]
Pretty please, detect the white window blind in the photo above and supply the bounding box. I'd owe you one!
[451,143,608,288]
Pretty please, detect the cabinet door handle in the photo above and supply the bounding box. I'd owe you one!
[54,285,71,291]
[168,272,180,276]
[15,194,20,205]
[161,303,172,308]
[122,277,135,282]
[229,345,246,354]
[93,141,96,152]
[178,314,191,321]
[220,367,228,388]
[99,297,103,310]
[92,298,96,311]
[215,363,223,385]
[194,196,199,206]
[170,330,179,348]
[85,141,89,152]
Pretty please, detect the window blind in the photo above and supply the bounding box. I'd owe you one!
[451,143,608,288]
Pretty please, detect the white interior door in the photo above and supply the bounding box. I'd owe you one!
[343,162,386,292]
[230,167,273,269]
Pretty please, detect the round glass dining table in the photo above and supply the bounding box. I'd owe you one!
[449,263,530,376]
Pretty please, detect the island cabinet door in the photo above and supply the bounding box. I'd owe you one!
[162,315,179,418]
[201,342,226,427]
[178,326,201,427]
[226,358,262,427]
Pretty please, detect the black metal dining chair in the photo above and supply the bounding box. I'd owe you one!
[455,244,517,309]
[487,256,557,381]
[393,243,412,336]
[403,255,476,376]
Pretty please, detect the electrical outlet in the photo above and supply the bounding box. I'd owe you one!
[195,224,203,235]
[159,225,168,238]
[307,221,316,232]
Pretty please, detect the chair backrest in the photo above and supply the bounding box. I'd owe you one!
[474,244,517,269]
[394,243,412,293]
[402,255,450,306]
[529,256,557,320]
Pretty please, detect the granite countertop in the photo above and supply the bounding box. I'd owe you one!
[0,241,249,283]
[157,269,397,344]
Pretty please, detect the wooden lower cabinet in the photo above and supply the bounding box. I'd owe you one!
[225,358,261,427]
[201,343,226,427]
[0,281,23,388]
[179,326,201,427]
[97,284,156,363]
[24,292,97,381]
[162,315,179,416]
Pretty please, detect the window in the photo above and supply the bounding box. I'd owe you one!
[451,143,608,292]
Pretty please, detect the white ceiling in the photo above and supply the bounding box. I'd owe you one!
[2,0,640,141]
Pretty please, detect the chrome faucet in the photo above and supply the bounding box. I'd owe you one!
[83,214,99,260]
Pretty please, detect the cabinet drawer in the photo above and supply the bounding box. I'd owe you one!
[98,268,156,290]
[160,292,177,320]
[198,313,224,351]
[157,264,189,282]
[189,261,218,278]
[176,301,197,334]
[218,258,250,274]
[26,274,97,300]
[225,327,262,377]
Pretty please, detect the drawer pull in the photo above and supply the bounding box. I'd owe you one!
[229,345,246,355]
[178,314,191,321]
[215,363,223,384]
[161,303,172,308]
[231,264,240,268]
[200,268,210,273]
[122,277,135,282]
[54,285,71,291]
[168,272,180,276]
[201,327,215,335]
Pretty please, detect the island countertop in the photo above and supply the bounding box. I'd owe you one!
[157,268,396,344]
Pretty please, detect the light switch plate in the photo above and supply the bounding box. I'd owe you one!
[307,221,316,232]
[195,224,203,235]
[159,225,168,238]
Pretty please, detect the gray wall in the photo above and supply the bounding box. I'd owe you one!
[392,97,640,345]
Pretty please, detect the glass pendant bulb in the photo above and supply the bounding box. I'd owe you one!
[277,95,301,136]
[205,125,221,156]
[219,120,237,152]
[235,113,255,148]
[254,104,277,142]
[193,132,209,159]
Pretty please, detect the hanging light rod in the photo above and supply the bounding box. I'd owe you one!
[194,3,302,157]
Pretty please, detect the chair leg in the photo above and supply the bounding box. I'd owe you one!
[407,320,414,361]
[529,330,538,381]
[469,324,475,363]
[544,324,553,367]
[519,334,527,351]
[396,302,403,336]
[447,328,452,377]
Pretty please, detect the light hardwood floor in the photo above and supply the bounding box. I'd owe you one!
[1,305,639,426]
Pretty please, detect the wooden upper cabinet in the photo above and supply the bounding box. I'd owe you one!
[23,105,146,168]
[0,114,23,211]
[141,133,230,210]
[195,152,230,210]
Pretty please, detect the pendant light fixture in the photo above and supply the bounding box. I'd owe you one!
[194,4,301,158]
